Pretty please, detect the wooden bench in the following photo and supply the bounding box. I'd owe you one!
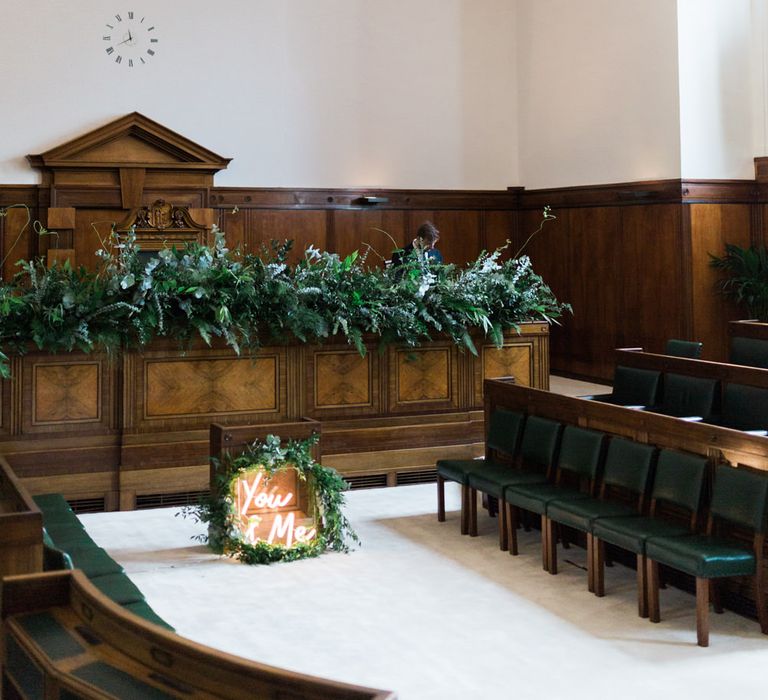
[2,569,396,700]
[482,377,768,644]
[485,378,768,472]
[0,455,43,577]
[596,348,768,431]
[729,321,768,368]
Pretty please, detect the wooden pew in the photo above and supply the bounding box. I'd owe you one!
[483,378,768,615]
[1,569,396,700]
[484,378,768,472]
[612,347,768,389]
[0,455,43,577]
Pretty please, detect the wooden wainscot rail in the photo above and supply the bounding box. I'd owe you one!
[0,455,42,577]
[1,569,397,700]
[0,324,548,510]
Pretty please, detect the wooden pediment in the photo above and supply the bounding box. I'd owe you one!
[27,112,231,171]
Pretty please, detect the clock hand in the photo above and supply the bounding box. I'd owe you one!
[117,30,134,46]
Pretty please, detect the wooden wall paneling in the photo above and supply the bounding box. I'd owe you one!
[2,207,36,280]
[411,210,481,266]
[565,207,622,378]
[618,204,686,362]
[332,209,407,264]
[518,207,572,374]
[217,207,248,254]
[246,210,328,265]
[689,203,752,361]
[484,210,518,258]
[74,208,125,272]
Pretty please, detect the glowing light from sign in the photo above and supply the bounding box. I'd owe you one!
[233,466,318,548]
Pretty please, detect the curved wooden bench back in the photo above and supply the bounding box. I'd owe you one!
[2,569,396,700]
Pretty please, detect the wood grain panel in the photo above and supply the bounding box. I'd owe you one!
[619,204,685,354]
[484,210,517,257]
[411,210,481,266]
[333,209,407,264]
[33,362,100,424]
[561,207,621,378]
[314,351,371,408]
[482,343,532,386]
[2,207,35,281]
[246,210,327,264]
[74,208,125,272]
[218,207,247,253]
[395,348,452,404]
[690,203,752,362]
[144,356,278,418]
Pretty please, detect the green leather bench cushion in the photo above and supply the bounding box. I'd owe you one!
[436,458,489,484]
[44,523,96,549]
[468,465,548,498]
[88,573,145,605]
[65,546,124,578]
[40,509,83,529]
[646,535,756,578]
[504,483,589,516]
[18,611,84,661]
[122,601,175,632]
[32,493,72,513]
[592,516,690,554]
[545,498,638,532]
[72,661,175,700]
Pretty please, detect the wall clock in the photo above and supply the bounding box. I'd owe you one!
[102,11,158,67]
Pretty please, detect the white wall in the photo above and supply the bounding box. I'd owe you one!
[0,0,518,189]
[677,0,754,179]
[517,0,682,189]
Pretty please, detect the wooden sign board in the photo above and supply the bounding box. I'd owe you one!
[231,466,317,548]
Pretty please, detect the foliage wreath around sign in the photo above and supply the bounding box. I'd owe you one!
[183,433,359,565]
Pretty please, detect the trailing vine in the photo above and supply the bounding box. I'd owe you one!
[182,434,358,565]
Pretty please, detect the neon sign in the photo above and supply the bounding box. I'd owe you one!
[232,467,317,548]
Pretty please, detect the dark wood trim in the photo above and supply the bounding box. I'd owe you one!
[520,179,757,210]
[0,186,39,207]
[209,187,522,211]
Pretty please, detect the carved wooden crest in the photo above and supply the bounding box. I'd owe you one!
[116,200,209,251]
[130,200,202,230]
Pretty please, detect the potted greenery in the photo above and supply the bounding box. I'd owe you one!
[710,244,768,321]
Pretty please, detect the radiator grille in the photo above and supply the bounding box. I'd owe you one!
[68,497,106,514]
[396,469,438,486]
[135,490,209,510]
[345,474,388,490]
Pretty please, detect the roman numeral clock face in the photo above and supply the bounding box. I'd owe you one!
[103,12,158,67]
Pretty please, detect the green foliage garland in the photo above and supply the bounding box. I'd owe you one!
[710,243,768,321]
[0,219,570,378]
[182,433,358,565]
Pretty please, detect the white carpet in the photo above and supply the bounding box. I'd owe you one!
[79,483,768,700]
